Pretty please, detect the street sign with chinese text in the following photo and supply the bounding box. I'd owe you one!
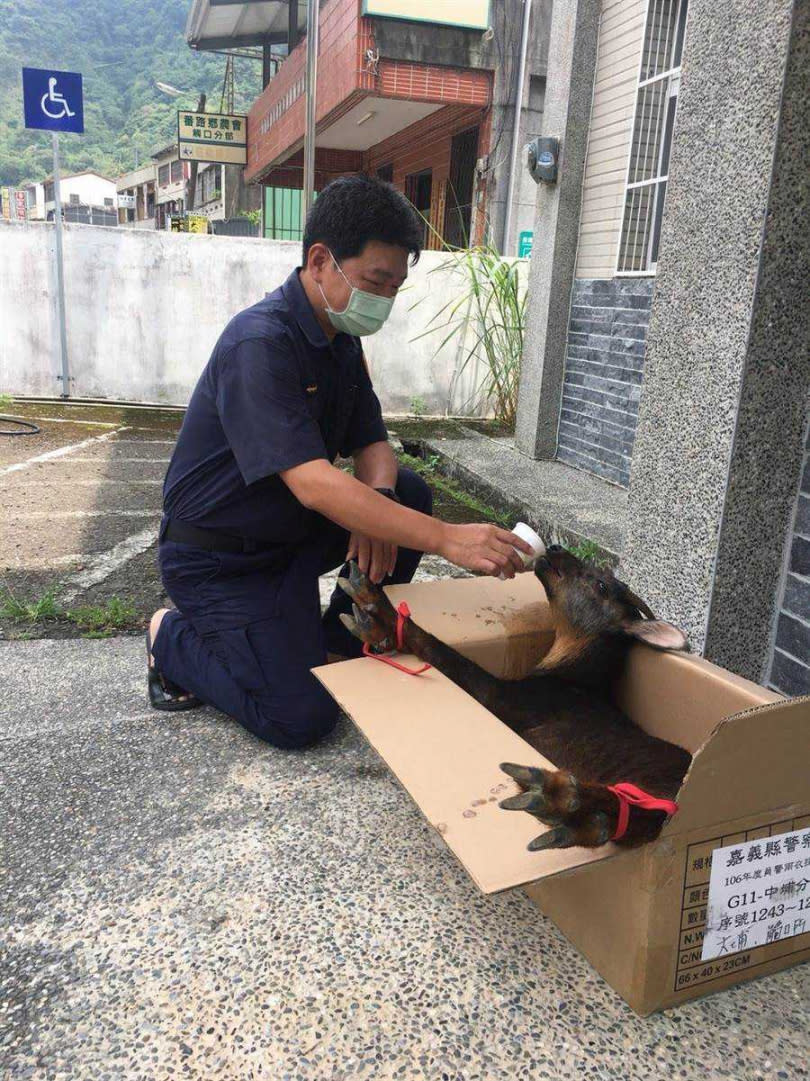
[177,111,247,165]
[518,230,533,257]
[117,194,136,209]
[22,67,84,133]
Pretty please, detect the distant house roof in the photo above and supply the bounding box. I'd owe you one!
[151,142,179,161]
[41,169,116,185]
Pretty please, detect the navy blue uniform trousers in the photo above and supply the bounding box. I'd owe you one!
[152,467,431,749]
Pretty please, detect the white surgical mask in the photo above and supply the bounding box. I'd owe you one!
[318,251,395,336]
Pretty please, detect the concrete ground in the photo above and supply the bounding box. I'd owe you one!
[2,403,808,1078]
[2,636,808,1080]
[1,401,183,637]
[0,403,474,641]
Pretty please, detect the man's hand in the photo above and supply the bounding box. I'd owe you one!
[346,531,398,584]
[438,523,530,578]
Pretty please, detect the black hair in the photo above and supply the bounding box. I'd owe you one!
[302,174,423,264]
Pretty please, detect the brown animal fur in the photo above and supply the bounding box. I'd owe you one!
[339,547,691,850]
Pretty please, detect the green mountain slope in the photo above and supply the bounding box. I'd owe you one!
[0,0,261,186]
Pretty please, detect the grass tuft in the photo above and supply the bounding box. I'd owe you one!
[1,587,62,622]
[569,540,611,567]
[397,451,511,528]
[67,597,137,635]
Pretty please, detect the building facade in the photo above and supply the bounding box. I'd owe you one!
[116,163,157,228]
[152,144,191,230]
[186,0,550,251]
[515,0,809,693]
[40,170,118,225]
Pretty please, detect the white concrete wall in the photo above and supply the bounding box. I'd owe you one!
[0,220,501,415]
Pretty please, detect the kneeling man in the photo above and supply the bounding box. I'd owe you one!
[148,175,530,748]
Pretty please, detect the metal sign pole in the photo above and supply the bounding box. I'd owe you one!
[51,131,70,398]
[302,0,319,229]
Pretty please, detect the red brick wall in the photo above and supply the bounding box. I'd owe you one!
[247,0,492,184]
[260,104,491,249]
[263,147,364,191]
[363,104,490,247]
[247,0,363,182]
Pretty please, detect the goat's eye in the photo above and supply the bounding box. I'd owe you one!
[596,580,608,596]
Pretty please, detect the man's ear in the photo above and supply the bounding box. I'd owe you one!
[307,242,331,280]
[623,619,689,651]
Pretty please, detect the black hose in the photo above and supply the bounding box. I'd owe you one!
[0,415,41,436]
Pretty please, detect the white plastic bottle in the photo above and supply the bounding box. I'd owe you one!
[499,521,546,579]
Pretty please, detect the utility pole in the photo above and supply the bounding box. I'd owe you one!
[302,0,319,228]
[502,0,533,255]
[186,92,206,212]
[51,132,70,398]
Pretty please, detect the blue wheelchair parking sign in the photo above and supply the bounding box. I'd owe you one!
[22,67,84,133]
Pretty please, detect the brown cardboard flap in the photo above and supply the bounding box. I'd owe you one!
[385,573,553,680]
[614,646,783,754]
[313,657,618,894]
[664,695,810,834]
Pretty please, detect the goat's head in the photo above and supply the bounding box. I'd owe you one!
[534,545,688,652]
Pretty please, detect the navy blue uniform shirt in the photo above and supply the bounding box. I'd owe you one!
[162,269,388,542]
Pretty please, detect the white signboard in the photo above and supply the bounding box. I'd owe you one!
[178,110,247,165]
[117,193,136,209]
[362,0,490,29]
[702,827,810,961]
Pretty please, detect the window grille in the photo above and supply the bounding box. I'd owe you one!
[616,0,688,274]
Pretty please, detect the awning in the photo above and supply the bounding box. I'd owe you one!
[185,0,306,51]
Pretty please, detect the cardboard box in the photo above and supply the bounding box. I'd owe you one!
[314,574,810,1015]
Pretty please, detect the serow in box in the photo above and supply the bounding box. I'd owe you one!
[314,553,810,1015]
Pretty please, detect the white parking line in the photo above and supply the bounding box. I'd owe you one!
[0,427,130,477]
[59,523,161,603]
[4,479,163,487]
[29,416,119,427]
[45,457,171,464]
[14,509,159,520]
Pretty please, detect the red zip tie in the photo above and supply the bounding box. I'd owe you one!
[361,600,432,676]
[607,782,679,841]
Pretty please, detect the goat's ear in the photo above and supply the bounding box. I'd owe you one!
[623,619,688,651]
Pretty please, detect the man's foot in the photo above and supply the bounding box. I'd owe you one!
[146,608,202,712]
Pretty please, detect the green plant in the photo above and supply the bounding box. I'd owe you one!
[242,208,261,226]
[410,244,527,428]
[568,540,610,567]
[0,587,62,623]
[68,597,137,634]
[397,451,510,528]
[0,393,13,409]
[409,396,427,417]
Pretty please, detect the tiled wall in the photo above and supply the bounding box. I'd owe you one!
[768,426,810,696]
[556,278,654,488]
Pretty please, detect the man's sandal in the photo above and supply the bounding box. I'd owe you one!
[146,627,202,711]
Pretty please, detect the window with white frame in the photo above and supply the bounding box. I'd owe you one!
[617,0,688,274]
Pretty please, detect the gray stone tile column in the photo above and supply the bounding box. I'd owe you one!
[621,0,810,679]
[514,0,601,459]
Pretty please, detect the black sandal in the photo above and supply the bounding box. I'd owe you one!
[146,627,202,712]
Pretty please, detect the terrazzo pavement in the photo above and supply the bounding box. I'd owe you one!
[2,573,809,1079]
